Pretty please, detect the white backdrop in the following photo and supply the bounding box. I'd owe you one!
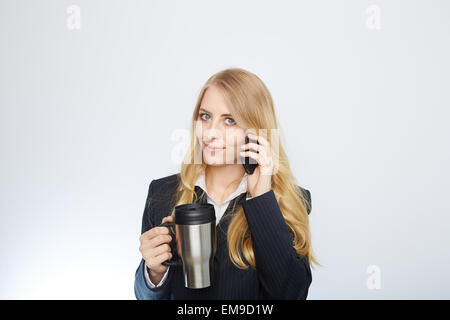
[1,0,449,299]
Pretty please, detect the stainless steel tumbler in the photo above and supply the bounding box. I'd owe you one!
[159,203,216,289]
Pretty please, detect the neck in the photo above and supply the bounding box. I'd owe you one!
[205,164,245,195]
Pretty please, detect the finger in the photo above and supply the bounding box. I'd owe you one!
[239,151,261,165]
[153,251,173,265]
[140,226,169,241]
[140,236,171,252]
[242,142,261,153]
[145,260,168,274]
[145,253,170,271]
[162,215,174,223]
[247,133,269,147]
[141,226,169,242]
[148,234,172,248]
[242,139,272,163]
[149,243,171,257]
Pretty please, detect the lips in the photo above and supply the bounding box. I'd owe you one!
[204,144,225,151]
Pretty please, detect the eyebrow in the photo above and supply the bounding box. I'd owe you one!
[199,107,233,117]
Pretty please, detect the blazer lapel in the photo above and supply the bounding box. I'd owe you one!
[194,185,208,204]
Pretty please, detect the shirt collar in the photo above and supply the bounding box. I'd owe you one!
[195,169,250,204]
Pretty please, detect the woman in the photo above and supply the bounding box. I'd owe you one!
[134,67,318,299]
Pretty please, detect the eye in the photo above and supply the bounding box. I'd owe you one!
[199,113,210,120]
[225,118,236,126]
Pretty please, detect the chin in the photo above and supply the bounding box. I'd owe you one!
[204,154,226,166]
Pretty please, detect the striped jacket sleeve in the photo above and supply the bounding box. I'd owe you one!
[241,188,313,299]
[134,180,173,300]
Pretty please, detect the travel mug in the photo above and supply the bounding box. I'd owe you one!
[159,203,216,289]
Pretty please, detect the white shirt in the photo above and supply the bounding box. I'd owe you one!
[144,171,251,288]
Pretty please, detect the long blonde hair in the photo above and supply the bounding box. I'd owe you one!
[169,67,319,269]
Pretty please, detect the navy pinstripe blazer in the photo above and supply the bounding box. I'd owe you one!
[134,173,312,300]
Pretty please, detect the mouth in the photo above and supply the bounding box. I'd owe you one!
[204,143,225,152]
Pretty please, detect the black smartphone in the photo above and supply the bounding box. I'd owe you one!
[241,135,259,175]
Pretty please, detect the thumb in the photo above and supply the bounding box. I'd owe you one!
[162,215,174,223]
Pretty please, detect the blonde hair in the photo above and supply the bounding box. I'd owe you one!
[169,67,319,269]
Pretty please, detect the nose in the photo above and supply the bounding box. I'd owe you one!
[203,119,224,143]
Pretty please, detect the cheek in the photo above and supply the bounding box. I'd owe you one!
[224,130,245,159]
[194,122,203,141]
[225,129,245,147]
[233,137,246,153]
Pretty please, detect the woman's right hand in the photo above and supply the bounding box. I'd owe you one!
[139,215,174,277]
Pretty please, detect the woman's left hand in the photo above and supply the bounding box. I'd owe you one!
[240,132,276,198]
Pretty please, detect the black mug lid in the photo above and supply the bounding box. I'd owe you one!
[174,203,216,225]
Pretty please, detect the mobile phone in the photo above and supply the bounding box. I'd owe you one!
[241,135,259,175]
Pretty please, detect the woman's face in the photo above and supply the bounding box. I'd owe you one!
[194,86,246,166]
